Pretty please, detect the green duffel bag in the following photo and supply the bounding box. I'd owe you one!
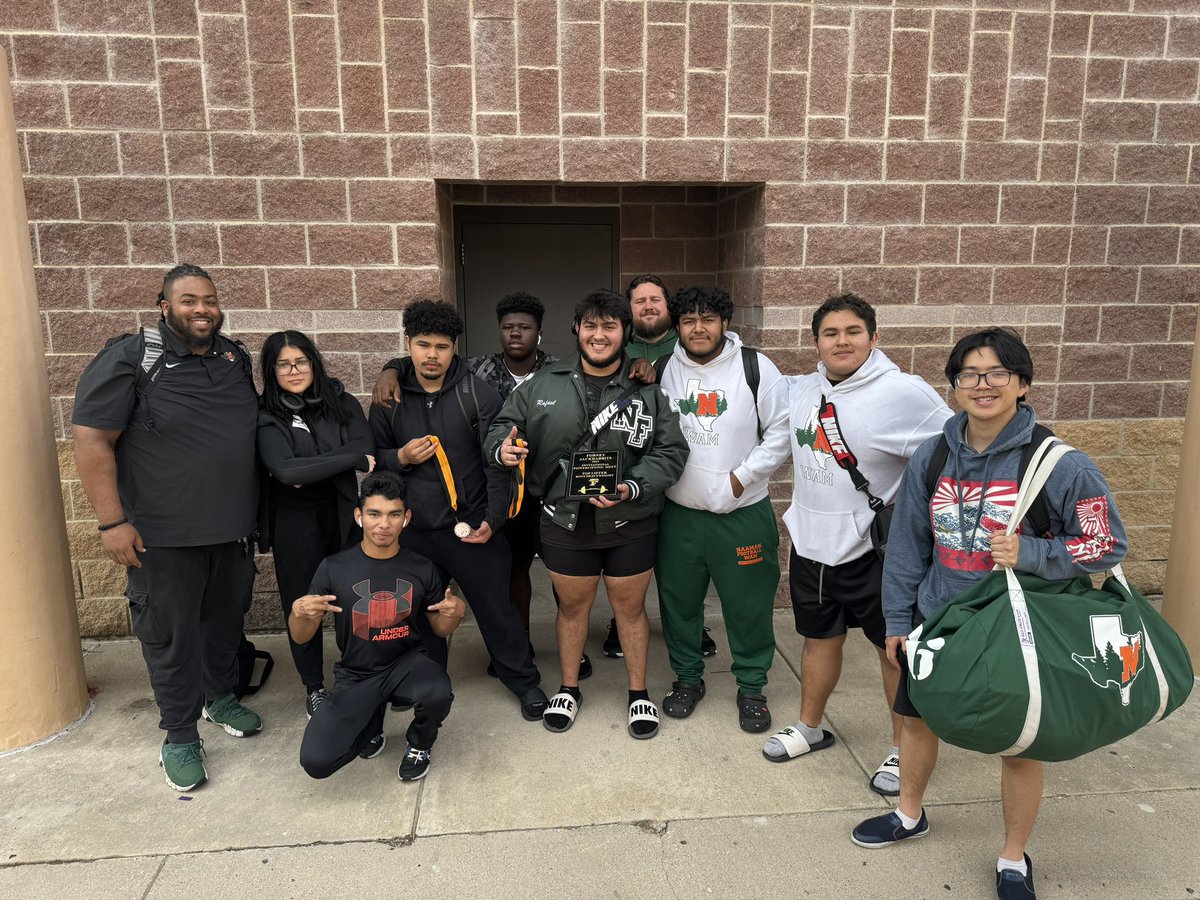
[904,439,1194,762]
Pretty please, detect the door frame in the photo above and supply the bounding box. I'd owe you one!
[452,204,621,357]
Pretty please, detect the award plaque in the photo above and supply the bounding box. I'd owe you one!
[567,450,623,500]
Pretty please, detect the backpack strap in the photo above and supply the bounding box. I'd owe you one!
[741,346,762,441]
[652,354,670,382]
[140,325,166,384]
[1017,423,1057,538]
[454,374,480,435]
[922,423,1057,538]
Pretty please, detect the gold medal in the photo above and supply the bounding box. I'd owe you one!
[453,522,471,539]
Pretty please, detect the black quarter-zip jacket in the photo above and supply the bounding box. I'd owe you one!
[370,356,510,534]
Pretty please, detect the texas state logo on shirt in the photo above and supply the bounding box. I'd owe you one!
[674,378,729,447]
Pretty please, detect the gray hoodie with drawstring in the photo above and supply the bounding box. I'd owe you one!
[882,404,1128,637]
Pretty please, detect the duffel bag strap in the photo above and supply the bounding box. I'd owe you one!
[1003,437,1074,539]
[998,436,1073,757]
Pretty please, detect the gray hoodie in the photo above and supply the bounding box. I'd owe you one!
[882,404,1128,636]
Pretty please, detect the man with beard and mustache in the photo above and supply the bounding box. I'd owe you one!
[603,273,720,661]
[485,290,688,740]
[73,264,262,792]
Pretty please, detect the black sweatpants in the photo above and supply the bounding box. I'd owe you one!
[402,527,540,696]
[300,650,453,778]
[272,498,345,691]
[125,541,255,744]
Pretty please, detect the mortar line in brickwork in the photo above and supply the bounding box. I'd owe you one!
[331,0,346,137]
[236,0,257,133]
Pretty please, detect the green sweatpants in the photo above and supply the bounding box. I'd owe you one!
[655,497,780,693]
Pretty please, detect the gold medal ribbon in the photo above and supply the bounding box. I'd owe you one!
[430,436,459,513]
[509,439,526,518]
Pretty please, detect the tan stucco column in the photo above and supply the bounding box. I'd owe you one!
[1162,314,1200,661]
[0,49,89,751]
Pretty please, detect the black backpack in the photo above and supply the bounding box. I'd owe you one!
[107,325,254,432]
[235,636,274,699]
[923,423,1057,538]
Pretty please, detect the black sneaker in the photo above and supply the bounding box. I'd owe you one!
[359,733,386,759]
[578,653,593,680]
[701,626,717,657]
[850,810,930,848]
[398,744,431,781]
[602,619,623,658]
[996,855,1036,899]
[305,688,329,720]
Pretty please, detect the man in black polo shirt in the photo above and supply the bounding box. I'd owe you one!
[73,264,262,793]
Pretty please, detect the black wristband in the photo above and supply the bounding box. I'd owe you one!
[98,517,129,532]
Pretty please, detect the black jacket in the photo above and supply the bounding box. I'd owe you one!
[256,383,373,551]
[371,356,510,533]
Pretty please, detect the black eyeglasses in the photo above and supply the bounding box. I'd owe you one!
[275,359,312,374]
[953,370,1013,389]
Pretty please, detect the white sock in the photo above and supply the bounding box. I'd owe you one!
[896,808,921,830]
[763,720,824,758]
[872,746,901,792]
[795,720,824,742]
[998,856,1028,876]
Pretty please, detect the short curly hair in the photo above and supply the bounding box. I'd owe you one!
[669,285,734,326]
[402,299,463,342]
[159,263,213,304]
[495,292,545,328]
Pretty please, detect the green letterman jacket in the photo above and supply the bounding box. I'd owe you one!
[484,355,689,535]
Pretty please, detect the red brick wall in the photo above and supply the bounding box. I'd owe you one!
[2,0,1195,633]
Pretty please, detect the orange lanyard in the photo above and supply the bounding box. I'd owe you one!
[509,439,526,517]
[431,438,458,512]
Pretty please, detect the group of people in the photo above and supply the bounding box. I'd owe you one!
[73,263,1126,899]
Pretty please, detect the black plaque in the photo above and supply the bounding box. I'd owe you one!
[567,450,623,500]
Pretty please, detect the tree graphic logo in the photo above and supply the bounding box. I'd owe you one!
[794,406,833,469]
[1071,614,1145,706]
[677,377,726,432]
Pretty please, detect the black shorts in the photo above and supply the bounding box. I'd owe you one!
[504,498,542,573]
[538,510,657,578]
[892,645,921,719]
[789,548,886,648]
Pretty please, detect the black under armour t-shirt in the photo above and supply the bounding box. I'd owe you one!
[307,546,444,676]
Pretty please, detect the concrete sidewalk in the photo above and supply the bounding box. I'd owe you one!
[2,569,1197,899]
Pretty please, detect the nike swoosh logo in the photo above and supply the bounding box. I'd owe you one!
[164,362,181,368]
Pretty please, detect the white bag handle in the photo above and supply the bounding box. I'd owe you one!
[999,435,1070,757]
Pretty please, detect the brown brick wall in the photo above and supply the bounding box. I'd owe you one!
[3,0,1195,634]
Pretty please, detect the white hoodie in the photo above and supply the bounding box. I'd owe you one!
[660,331,790,514]
[785,348,951,566]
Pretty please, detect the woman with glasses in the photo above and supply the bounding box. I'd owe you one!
[258,331,375,719]
[851,328,1127,900]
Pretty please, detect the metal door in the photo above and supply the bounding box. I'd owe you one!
[454,205,620,361]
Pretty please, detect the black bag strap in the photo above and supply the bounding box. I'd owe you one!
[569,379,644,454]
[923,423,1056,537]
[454,374,480,435]
[817,395,886,512]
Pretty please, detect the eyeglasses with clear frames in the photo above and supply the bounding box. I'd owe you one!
[953,370,1013,389]
[275,358,312,374]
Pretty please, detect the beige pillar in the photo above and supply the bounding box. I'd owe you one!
[1162,313,1200,660]
[0,49,89,751]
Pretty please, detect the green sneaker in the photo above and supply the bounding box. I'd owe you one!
[160,738,207,791]
[202,693,263,737]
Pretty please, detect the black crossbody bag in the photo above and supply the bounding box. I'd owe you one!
[817,395,893,560]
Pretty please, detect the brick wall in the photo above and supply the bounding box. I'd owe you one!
[2,0,1195,634]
